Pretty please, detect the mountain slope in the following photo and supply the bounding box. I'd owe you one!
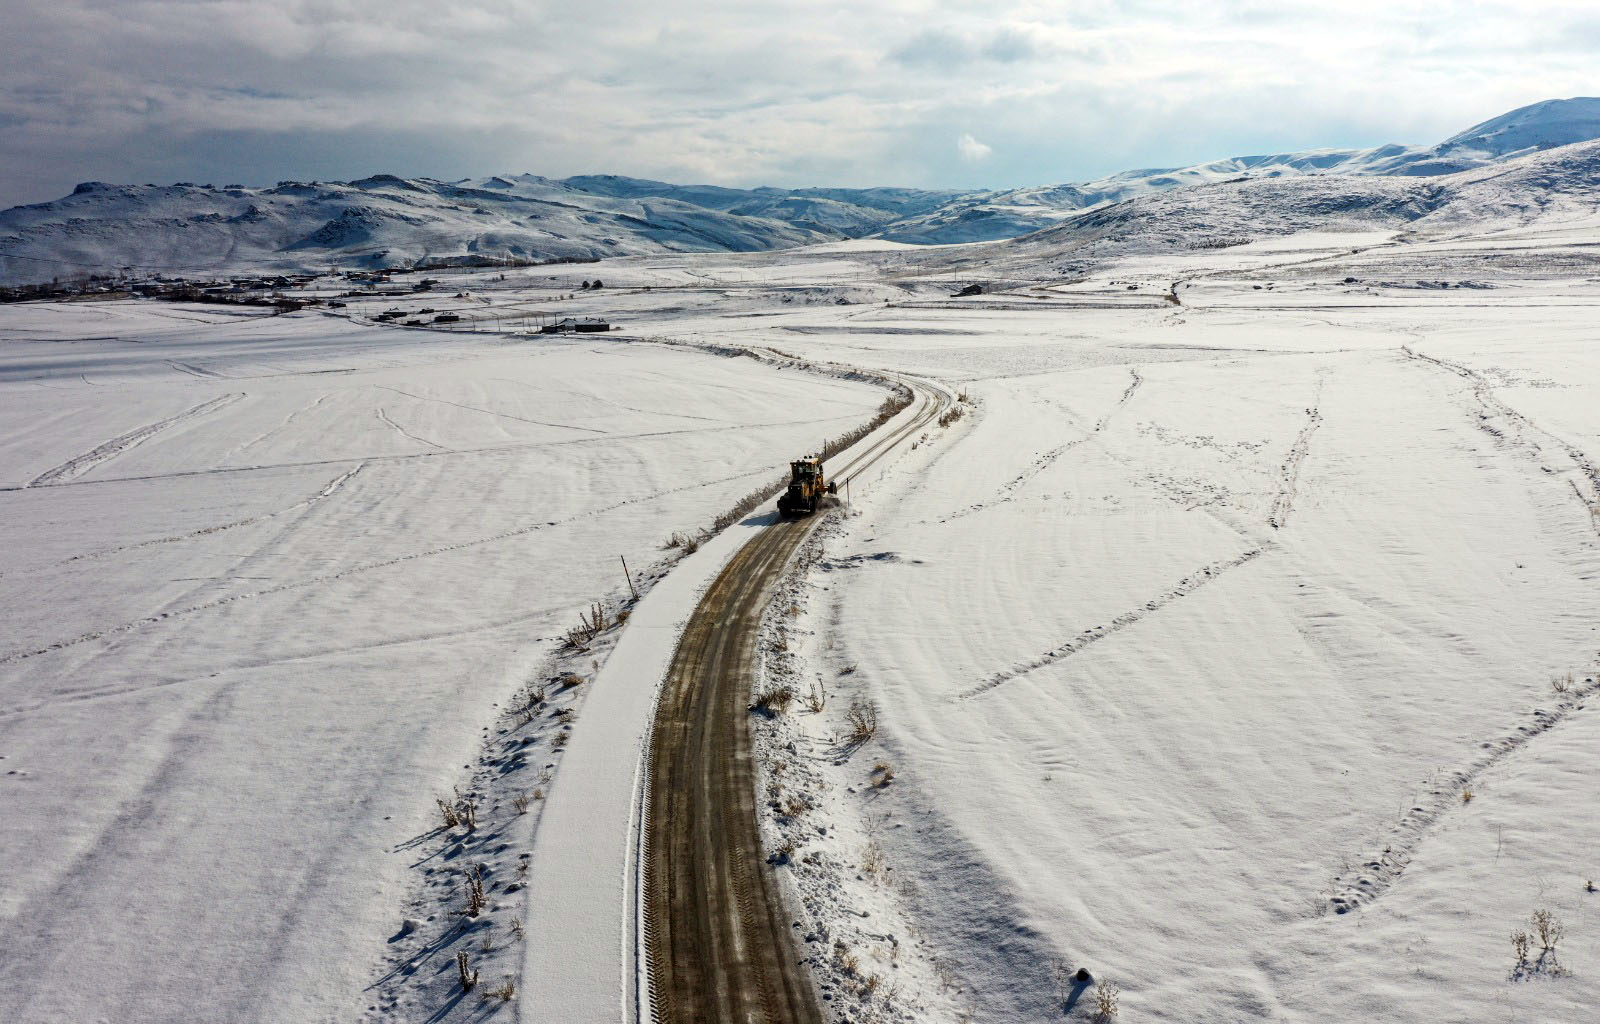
[883,97,1600,243]
[0,175,844,282]
[988,137,1600,269]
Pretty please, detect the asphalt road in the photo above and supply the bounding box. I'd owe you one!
[644,378,946,1024]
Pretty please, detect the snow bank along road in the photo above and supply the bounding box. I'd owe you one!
[644,376,949,1024]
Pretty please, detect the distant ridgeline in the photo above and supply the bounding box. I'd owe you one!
[2,97,1599,286]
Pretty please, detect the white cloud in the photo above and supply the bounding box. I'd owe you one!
[1,1,1599,206]
[957,133,993,162]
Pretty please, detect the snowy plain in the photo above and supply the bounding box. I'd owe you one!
[2,202,1599,1024]
[0,300,887,1022]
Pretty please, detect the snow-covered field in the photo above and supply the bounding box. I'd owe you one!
[708,238,1600,1024]
[3,213,1599,1024]
[0,301,886,1022]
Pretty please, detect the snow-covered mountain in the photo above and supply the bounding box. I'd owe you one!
[882,96,1600,243]
[4,97,1600,284]
[987,136,1600,270]
[0,173,892,283]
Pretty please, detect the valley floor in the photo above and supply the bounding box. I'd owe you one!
[2,223,1598,1024]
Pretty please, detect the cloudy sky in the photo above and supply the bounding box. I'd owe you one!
[2,0,1599,208]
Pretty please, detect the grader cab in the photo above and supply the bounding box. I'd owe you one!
[776,455,836,518]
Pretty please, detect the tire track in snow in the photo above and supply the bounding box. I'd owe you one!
[0,413,869,494]
[1404,344,1600,529]
[222,393,334,463]
[374,384,608,434]
[0,464,777,666]
[954,544,1272,701]
[166,359,225,379]
[1323,666,1600,915]
[27,393,244,487]
[36,463,365,570]
[943,368,1142,522]
[375,407,445,450]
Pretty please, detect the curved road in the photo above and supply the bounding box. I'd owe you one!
[644,378,948,1023]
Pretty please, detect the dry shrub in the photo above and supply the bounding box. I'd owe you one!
[753,684,796,713]
[1094,980,1120,1021]
[456,950,479,991]
[464,864,487,917]
[861,839,886,880]
[805,683,827,713]
[666,530,704,553]
[437,797,462,830]
[489,977,516,1002]
[513,793,531,814]
[847,699,879,742]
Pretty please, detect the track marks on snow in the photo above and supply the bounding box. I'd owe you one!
[955,544,1272,701]
[27,394,243,487]
[1404,345,1600,528]
[1097,367,1144,432]
[0,464,773,666]
[39,464,365,570]
[943,368,1142,522]
[375,407,445,450]
[1267,406,1323,530]
[1323,668,1600,915]
[373,384,607,434]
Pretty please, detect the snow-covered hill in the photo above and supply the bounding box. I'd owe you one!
[986,136,1600,269]
[4,98,1599,284]
[882,97,1600,243]
[0,173,867,283]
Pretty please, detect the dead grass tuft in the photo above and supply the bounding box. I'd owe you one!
[488,977,516,1002]
[753,684,796,713]
[456,950,479,991]
[464,864,488,917]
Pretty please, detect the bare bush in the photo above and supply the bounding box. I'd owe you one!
[805,683,826,713]
[1552,671,1573,695]
[437,797,462,830]
[872,760,895,787]
[513,793,531,814]
[489,977,516,1002]
[563,602,609,650]
[1534,908,1564,955]
[1511,929,1530,972]
[1094,980,1120,1021]
[847,699,879,742]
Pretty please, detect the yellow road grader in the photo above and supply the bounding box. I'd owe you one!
[776,455,836,518]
